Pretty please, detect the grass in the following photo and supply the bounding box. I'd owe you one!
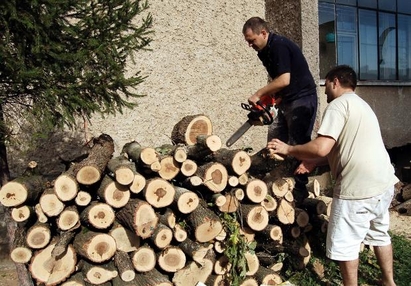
[281,231,411,286]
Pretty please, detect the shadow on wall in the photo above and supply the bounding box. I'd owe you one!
[387,144,411,183]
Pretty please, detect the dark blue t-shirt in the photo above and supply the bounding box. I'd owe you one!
[257,33,316,103]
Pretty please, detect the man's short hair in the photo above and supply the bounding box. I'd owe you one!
[325,65,357,90]
[243,17,269,35]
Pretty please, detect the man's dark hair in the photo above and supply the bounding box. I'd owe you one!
[242,17,269,34]
[325,65,357,90]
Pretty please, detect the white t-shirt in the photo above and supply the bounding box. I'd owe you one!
[318,92,398,199]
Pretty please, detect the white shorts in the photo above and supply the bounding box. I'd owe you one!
[326,187,394,261]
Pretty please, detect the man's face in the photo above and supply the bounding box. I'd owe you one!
[324,78,335,103]
[243,28,268,51]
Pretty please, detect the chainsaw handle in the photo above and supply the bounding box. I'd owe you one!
[256,100,274,125]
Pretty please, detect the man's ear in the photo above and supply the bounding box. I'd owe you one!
[261,29,268,38]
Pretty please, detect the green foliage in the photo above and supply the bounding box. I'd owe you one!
[219,212,256,286]
[0,0,153,133]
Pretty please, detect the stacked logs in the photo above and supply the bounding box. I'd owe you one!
[0,114,333,286]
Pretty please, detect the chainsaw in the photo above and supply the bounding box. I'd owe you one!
[226,94,279,147]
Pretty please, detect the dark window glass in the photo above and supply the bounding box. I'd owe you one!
[319,3,337,78]
[336,6,358,71]
[378,0,396,12]
[358,0,377,9]
[398,0,411,14]
[359,10,378,79]
[398,15,411,80]
[336,0,356,5]
[378,12,396,79]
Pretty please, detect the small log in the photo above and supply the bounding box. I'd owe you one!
[240,204,269,231]
[179,238,212,264]
[215,228,227,241]
[133,268,173,286]
[51,230,77,259]
[187,202,223,243]
[268,177,294,198]
[57,205,80,231]
[217,193,239,213]
[295,208,310,228]
[254,266,283,285]
[244,251,259,276]
[211,148,251,176]
[173,224,188,242]
[206,275,228,286]
[10,228,32,264]
[180,159,198,177]
[316,195,333,216]
[54,172,78,202]
[0,175,45,207]
[171,114,213,145]
[240,277,259,286]
[182,175,203,188]
[238,173,249,185]
[234,188,245,201]
[109,221,140,252]
[228,176,239,187]
[60,272,85,286]
[122,141,160,167]
[173,186,199,214]
[260,224,283,245]
[158,208,176,228]
[75,134,115,185]
[97,175,130,208]
[143,178,175,208]
[196,134,222,152]
[284,190,294,202]
[172,258,214,286]
[39,188,65,217]
[114,250,135,282]
[158,155,180,180]
[261,194,278,212]
[131,245,156,272]
[212,193,227,207]
[214,255,231,275]
[11,205,34,224]
[276,199,295,225]
[245,178,268,203]
[26,222,51,249]
[157,246,186,273]
[115,198,158,239]
[302,197,327,215]
[73,228,117,263]
[129,172,146,194]
[79,260,118,285]
[80,201,115,230]
[150,223,173,249]
[214,241,225,253]
[74,190,92,207]
[196,162,228,193]
[307,178,321,197]
[107,155,136,186]
[240,226,256,243]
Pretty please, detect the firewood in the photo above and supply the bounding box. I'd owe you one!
[212,193,227,207]
[158,208,176,228]
[295,208,310,228]
[115,198,158,239]
[196,162,228,193]
[57,205,80,231]
[131,245,156,272]
[51,230,77,259]
[211,148,251,176]
[79,260,118,285]
[171,114,213,145]
[114,250,135,282]
[228,175,239,187]
[26,222,51,249]
[158,155,180,180]
[29,242,77,286]
[261,194,277,212]
[109,222,140,253]
[180,159,198,177]
[240,277,259,286]
[75,134,115,185]
[240,226,256,243]
[73,228,117,263]
[218,193,239,213]
[80,201,115,230]
[60,272,85,286]
[316,195,333,216]
[129,172,146,194]
[214,255,231,275]
[155,143,187,163]
[276,199,295,225]
[215,228,227,241]
[122,141,160,167]
[179,237,212,264]
[172,258,214,286]
[302,197,327,215]
[0,175,45,207]
[157,246,186,273]
[196,134,222,152]
[260,224,283,244]
[150,223,173,249]
[238,173,249,185]
[134,268,173,285]
[106,155,136,186]
[187,202,223,243]
[39,188,65,217]
[234,187,245,201]
[35,203,48,223]
[11,205,34,224]
[182,175,203,188]
[10,228,32,264]
[245,178,268,203]
[74,190,92,207]
[307,178,321,197]
[143,178,175,208]
[254,266,283,285]
[244,251,259,276]
[97,175,130,208]
[269,261,284,272]
[173,223,188,242]
[205,275,227,286]
[54,172,78,202]
[240,204,269,231]
[173,186,199,214]
[268,177,295,198]
[214,241,225,253]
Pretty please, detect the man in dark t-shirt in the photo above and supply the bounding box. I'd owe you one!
[243,16,318,201]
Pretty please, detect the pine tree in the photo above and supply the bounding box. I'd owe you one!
[0,0,153,184]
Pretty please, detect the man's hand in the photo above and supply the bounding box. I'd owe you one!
[294,160,317,174]
[266,138,289,156]
[248,93,260,106]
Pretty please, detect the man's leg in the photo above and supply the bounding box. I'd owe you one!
[374,244,396,286]
[338,259,359,286]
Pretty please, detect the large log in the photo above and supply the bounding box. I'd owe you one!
[195,162,228,193]
[0,175,45,207]
[143,178,175,208]
[131,245,156,272]
[171,114,213,145]
[211,148,251,176]
[187,202,223,243]
[80,201,115,230]
[106,155,136,186]
[79,260,118,285]
[157,246,186,273]
[72,229,116,263]
[97,175,130,208]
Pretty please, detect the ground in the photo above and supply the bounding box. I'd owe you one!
[0,212,410,286]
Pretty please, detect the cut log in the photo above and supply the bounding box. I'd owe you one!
[302,197,327,215]
[196,134,222,152]
[214,241,225,253]
[158,208,176,229]
[26,222,51,249]
[0,175,45,207]
[54,173,78,202]
[172,258,214,286]
[131,245,156,272]
[51,230,77,259]
[57,205,80,231]
[60,272,85,286]
[244,251,259,276]
[295,208,310,228]
[284,190,294,202]
[97,175,130,208]
[254,266,283,285]
[10,228,32,264]
[150,223,173,249]
[217,193,239,213]
[153,144,189,163]
[157,246,186,272]
[133,268,173,286]
[29,242,77,286]
[80,202,115,230]
[245,178,268,203]
[234,187,245,201]
[73,229,116,263]
[269,177,294,198]
[171,114,213,145]
[196,162,228,193]
[39,188,65,217]
[228,176,239,187]
[107,155,136,186]
[173,186,199,214]
[180,159,198,177]
[261,224,283,245]
[205,275,228,286]
[214,255,231,275]
[158,155,180,180]
[240,226,256,243]
[35,203,48,223]
[212,149,251,176]
[143,178,175,208]
[212,193,227,207]
[187,203,223,243]
[122,141,160,167]
[173,223,188,242]
[74,190,92,207]
[307,178,321,197]
[238,173,249,185]
[240,204,269,231]
[179,238,212,264]
[79,260,118,285]
[11,205,34,224]
[115,198,158,239]
[129,172,146,194]
[114,250,135,282]
[182,175,203,188]
[109,222,140,252]
[276,199,295,225]
[261,194,278,212]
[75,134,115,185]
[240,277,259,286]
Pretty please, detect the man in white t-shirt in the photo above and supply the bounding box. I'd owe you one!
[267,65,398,286]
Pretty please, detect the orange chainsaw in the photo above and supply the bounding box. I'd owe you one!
[226,94,279,147]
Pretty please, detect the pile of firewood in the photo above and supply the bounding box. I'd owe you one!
[0,114,332,286]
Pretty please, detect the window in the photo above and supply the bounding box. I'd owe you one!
[319,0,411,81]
